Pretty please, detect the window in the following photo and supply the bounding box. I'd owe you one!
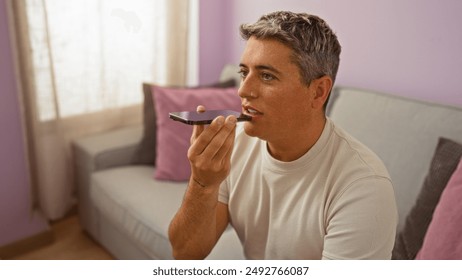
[24,0,195,121]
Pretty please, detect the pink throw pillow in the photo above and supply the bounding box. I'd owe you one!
[152,86,241,181]
[416,157,462,259]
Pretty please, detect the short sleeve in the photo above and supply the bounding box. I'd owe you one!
[322,176,398,259]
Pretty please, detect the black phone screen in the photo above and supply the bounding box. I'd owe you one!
[169,110,251,125]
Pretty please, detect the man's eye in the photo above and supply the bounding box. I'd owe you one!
[261,73,274,81]
[238,70,248,79]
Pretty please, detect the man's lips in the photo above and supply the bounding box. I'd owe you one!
[243,105,263,117]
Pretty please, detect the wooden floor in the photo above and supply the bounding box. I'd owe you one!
[10,215,114,260]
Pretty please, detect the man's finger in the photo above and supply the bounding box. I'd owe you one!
[190,116,225,156]
[197,105,206,113]
[190,105,207,145]
[210,116,237,161]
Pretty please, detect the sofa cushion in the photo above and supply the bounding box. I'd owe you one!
[392,138,462,259]
[132,80,236,166]
[90,165,244,259]
[90,166,187,259]
[131,83,160,166]
[152,86,241,181]
[416,158,462,259]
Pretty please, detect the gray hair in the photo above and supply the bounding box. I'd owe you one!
[240,11,341,86]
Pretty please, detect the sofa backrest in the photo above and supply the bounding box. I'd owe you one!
[220,64,241,85]
[327,87,462,229]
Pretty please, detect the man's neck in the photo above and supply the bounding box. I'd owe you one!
[266,116,326,162]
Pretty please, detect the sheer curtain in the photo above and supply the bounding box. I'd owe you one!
[10,0,193,220]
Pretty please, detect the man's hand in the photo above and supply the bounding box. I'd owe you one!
[188,105,237,188]
[169,104,234,259]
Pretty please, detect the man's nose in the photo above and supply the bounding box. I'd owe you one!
[238,74,257,99]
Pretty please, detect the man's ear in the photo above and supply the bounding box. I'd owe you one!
[311,75,333,110]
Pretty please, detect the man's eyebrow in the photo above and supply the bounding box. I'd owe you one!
[239,63,282,75]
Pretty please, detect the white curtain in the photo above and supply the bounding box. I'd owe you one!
[10,0,192,220]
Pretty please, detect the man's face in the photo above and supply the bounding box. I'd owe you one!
[238,37,316,144]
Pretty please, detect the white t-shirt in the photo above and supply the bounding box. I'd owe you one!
[219,118,398,259]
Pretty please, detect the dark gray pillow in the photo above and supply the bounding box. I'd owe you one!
[132,79,237,165]
[392,137,462,259]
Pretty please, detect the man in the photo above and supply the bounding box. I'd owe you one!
[169,11,398,260]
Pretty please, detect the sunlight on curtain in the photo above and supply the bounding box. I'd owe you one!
[25,0,169,121]
[11,0,193,220]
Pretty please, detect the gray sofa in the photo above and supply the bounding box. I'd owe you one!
[74,65,462,259]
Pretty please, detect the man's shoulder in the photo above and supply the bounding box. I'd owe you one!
[329,120,390,179]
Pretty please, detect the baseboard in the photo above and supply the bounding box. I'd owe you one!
[0,229,54,259]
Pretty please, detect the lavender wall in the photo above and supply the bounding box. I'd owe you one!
[198,0,234,85]
[0,0,48,248]
[200,0,462,107]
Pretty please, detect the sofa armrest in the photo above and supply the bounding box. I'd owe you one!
[73,125,143,235]
[73,125,143,172]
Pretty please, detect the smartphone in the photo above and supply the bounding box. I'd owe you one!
[169,109,251,125]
